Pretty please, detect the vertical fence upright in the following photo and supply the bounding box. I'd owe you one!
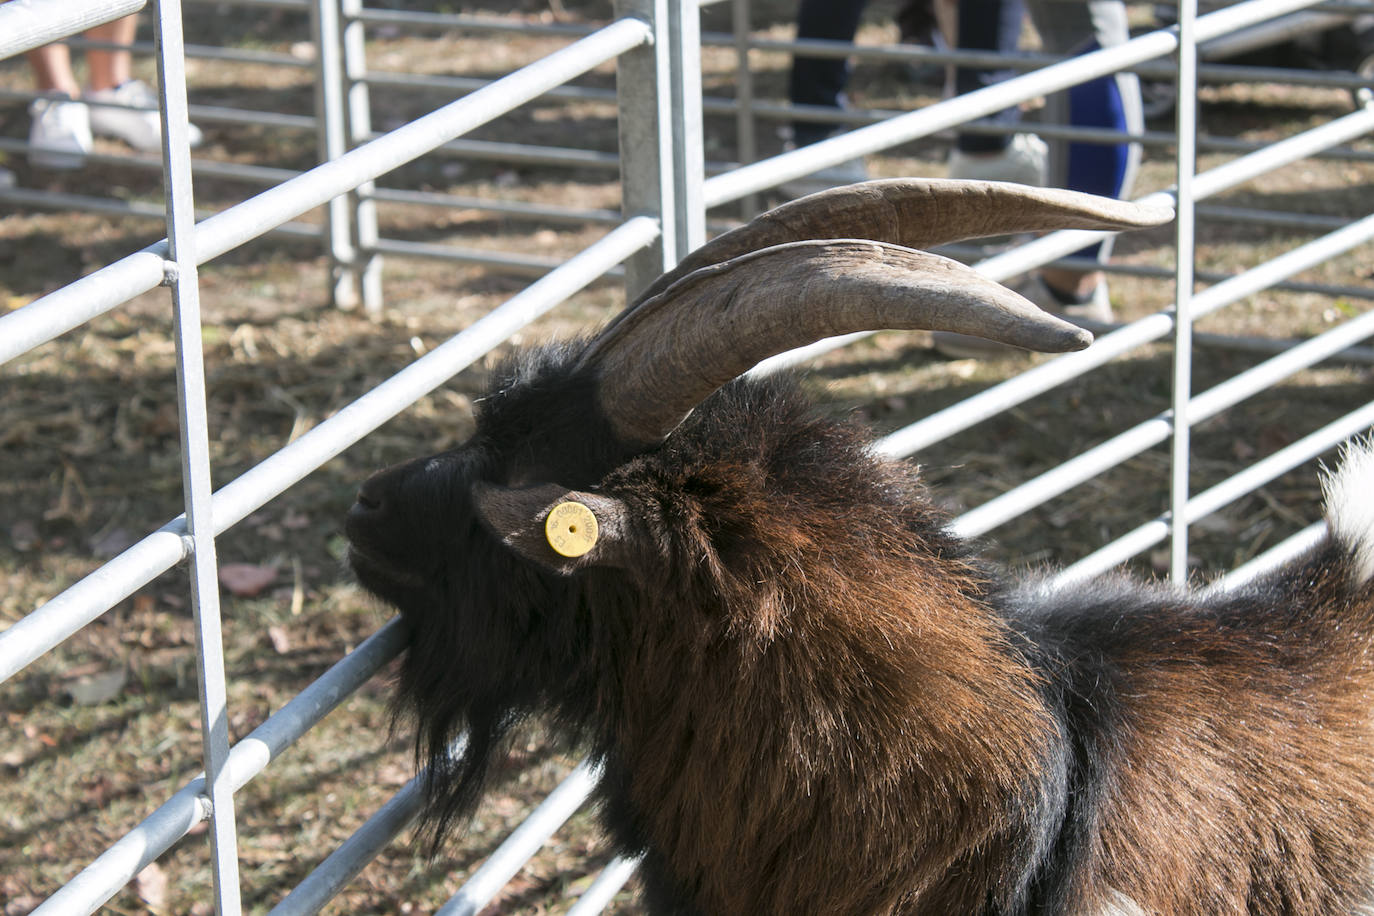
[309,0,359,309]
[152,0,242,911]
[1171,0,1201,582]
[666,1,707,256]
[341,0,382,314]
[731,0,758,219]
[615,0,678,296]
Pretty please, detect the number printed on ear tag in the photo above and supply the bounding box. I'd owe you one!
[545,501,599,558]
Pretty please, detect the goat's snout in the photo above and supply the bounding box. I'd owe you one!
[353,480,384,512]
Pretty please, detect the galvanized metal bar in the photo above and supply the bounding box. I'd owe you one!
[701,0,1329,207]
[153,0,241,909]
[267,733,450,916]
[0,525,186,685]
[434,760,602,916]
[359,70,618,105]
[0,136,307,184]
[0,186,325,240]
[859,115,1374,457]
[363,186,622,224]
[1170,0,1200,583]
[731,0,758,220]
[0,16,652,367]
[206,218,653,534]
[183,0,306,7]
[975,104,1374,285]
[341,0,382,314]
[1053,401,1374,586]
[713,30,1374,90]
[30,619,407,916]
[265,776,424,915]
[366,237,575,275]
[1212,522,1328,592]
[615,0,677,296]
[565,856,643,916]
[419,137,621,170]
[0,0,145,60]
[63,37,312,68]
[1,226,648,686]
[0,217,657,687]
[309,0,359,309]
[880,207,1374,460]
[191,18,650,264]
[352,7,599,38]
[669,1,706,256]
[951,306,1374,539]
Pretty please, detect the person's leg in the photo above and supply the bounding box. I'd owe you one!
[85,15,205,151]
[84,14,137,93]
[26,44,81,97]
[946,0,1049,186]
[954,0,1026,154]
[1025,0,1142,303]
[788,0,868,146]
[25,44,91,168]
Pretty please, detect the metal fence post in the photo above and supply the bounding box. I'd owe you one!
[341,0,383,314]
[1170,0,1200,582]
[152,0,242,911]
[668,1,706,256]
[309,0,360,308]
[614,0,675,299]
[731,0,759,220]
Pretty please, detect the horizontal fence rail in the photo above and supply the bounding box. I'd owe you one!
[0,0,147,60]
[1,0,1371,912]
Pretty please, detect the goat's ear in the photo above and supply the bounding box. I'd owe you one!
[471,482,642,575]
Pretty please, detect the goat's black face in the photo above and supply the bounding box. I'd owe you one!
[345,444,492,612]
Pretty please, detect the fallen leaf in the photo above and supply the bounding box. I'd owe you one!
[218,563,279,597]
[268,625,291,654]
[67,668,128,706]
[5,895,42,916]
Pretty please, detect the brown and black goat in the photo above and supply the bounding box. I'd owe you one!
[344,179,1374,915]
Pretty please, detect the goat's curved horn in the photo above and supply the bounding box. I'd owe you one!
[580,240,1089,449]
[621,179,1174,311]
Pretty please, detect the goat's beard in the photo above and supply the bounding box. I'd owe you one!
[398,680,523,854]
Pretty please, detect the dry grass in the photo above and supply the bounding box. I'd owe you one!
[1,1,1372,913]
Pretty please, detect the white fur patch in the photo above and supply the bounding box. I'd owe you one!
[1102,889,1147,916]
[1321,437,1374,585]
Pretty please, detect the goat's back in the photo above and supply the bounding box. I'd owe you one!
[1002,443,1374,914]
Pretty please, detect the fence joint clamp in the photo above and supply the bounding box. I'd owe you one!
[161,260,179,287]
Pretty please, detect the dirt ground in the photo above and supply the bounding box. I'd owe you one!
[1,1,1372,913]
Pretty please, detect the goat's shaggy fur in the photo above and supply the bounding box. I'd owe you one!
[346,344,1374,915]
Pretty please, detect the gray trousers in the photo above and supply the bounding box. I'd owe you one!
[1024,0,1144,263]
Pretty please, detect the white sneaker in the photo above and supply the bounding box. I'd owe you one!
[1017,272,1114,324]
[87,79,204,152]
[931,274,1113,359]
[28,96,93,170]
[948,132,1048,187]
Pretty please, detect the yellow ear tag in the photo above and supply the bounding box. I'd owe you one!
[544,501,599,558]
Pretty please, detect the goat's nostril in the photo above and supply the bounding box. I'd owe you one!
[356,488,382,511]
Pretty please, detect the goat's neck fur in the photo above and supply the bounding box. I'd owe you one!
[517,377,1066,913]
[389,348,1374,916]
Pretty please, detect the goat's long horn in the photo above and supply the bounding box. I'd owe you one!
[622,179,1174,310]
[581,240,1087,449]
